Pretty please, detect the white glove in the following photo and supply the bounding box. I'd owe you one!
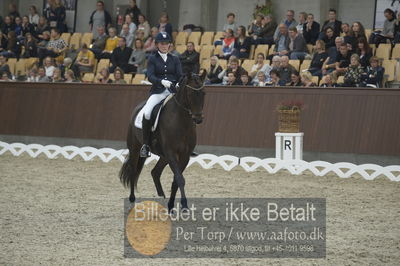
[161,80,172,89]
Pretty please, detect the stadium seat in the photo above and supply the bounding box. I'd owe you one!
[200,32,215,46]
[307,44,314,54]
[124,73,133,84]
[219,59,227,69]
[25,57,39,70]
[175,32,189,46]
[375,44,391,60]
[82,73,95,82]
[172,31,178,43]
[254,45,268,58]
[369,44,376,56]
[96,59,110,74]
[175,45,187,54]
[15,59,27,76]
[365,29,372,41]
[248,45,255,59]
[300,60,311,72]
[7,58,17,75]
[213,32,225,43]
[382,59,396,82]
[60,33,71,46]
[337,76,344,84]
[268,45,275,56]
[132,74,146,84]
[391,44,400,59]
[241,60,255,73]
[289,60,300,71]
[200,58,211,72]
[311,76,319,85]
[199,45,214,62]
[188,32,202,45]
[81,32,93,48]
[214,45,223,57]
[70,33,82,50]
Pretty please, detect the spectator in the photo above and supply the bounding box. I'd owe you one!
[89,1,112,39]
[38,28,68,64]
[179,42,200,74]
[239,71,252,86]
[303,13,320,45]
[95,67,113,83]
[21,16,35,38]
[110,37,133,73]
[168,44,180,57]
[113,67,127,84]
[342,23,356,51]
[321,27,336,49]
[301,71,317,86]
[38,66,50,82]
[322,36,344,75]
[343,54,363,87]
[254,71,268,86]
[271,55,281,70]
[29,6,40,25]
[125,0,142,25]
[288,26,308,60]
[34,16,50,41]
[1,16,15,35]
[14,17,23,39]
[26,67,40,82]
[64,69,79,83]
[309,40,328,77]
[157,12,172,37]
[43,56,56,77]
[137,14,151,39]
[0,31,20,58]
[334,43,352,77]
[341,23,350,36]
[370,8,395,46]
[90,26,108,59]
[0,32,8,54]
[233,26,252,59]
[8,3,20,21]
[0,72,11,81]
[250,53,272,84]
[46,0,67,33]
[0,55,11,78]
[223,13,238,33]
[72,44,96,77]
[274,10,297,41]
[269,24,289,59]
[258,14,277,45]
[350,22,366,40]
[135,30,145,42]
[124,14,137,36]
[269,69,286,86]
[120,23,134,48]
[22,33,37,58]
[101,27,119,58]
[356,37,373,69]
[320,73,338,87]
[144,27,158,54]
[52,67,64,82]
[220,29,236,59]
[289,71,302,86]
[248,14,264,40]
[226,71,239,85]
[59,57,73,77]
[206,56,223,84]
[219,57,245,85]
[128,39,146,74]
[278,56,296,84]
[361,56,384,88]
[320,8,342,38]
[37,31,50,48]
[296,12,307,34]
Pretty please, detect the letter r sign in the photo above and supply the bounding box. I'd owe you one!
[284,140,292,150]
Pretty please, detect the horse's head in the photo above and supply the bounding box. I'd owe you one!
[179,71,207,124]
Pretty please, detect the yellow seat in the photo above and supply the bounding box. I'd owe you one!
[175,45,187,54]
[300,60,311,72]
[60,33,71,46]
[200,58,211,72]
[311,76,319,85]
[25,57,39,71]
[289,60,300,71]
[382,59,396,82]
[199,45,214,62]
[175,32,189,46]
[369,44,376,55]
[248,45,255,59]
[219,59,227,69]
[254,44,269,58]
[188,32,202,45]
[124,73,133,84]
[375,44,391,60]
[15,59,27,76]
[307,44,314,54]
[391,44,400,59]
[365,29,372,41]
[200,32,214,46]
[213,32,225,44]
[96,59,110,74]
[337,76,344,84]
[69,33,82,50]
[268,45,275,56]
[241,60,255,73]
[172,31,178,43]
[132,73,146,84]
[82,73,95,82]
[81,32,93,48]
[214,45,223,57]
[7,58,17,75]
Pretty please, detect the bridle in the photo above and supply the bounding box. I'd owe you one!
[173,80,205,117]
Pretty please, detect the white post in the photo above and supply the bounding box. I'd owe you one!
[275,132,304,160]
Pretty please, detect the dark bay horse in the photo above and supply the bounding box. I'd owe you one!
[119,71,206,211]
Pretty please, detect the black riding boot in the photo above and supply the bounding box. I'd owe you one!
[140,117,151,157]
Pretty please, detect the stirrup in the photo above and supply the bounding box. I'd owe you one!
[140,144,151,157]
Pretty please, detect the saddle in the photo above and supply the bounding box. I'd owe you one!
[134,94,174,132]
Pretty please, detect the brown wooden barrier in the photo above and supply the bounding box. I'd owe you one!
[1,82,400,155]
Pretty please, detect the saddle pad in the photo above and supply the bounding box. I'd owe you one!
[134,94,174,132]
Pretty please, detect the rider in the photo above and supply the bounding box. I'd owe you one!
[140,32,183,157]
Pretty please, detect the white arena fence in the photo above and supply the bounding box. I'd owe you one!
[0,141,399,182]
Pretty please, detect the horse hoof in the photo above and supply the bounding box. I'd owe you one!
[129,195,135,203]
[158,192,166,198]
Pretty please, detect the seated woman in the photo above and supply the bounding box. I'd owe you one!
[34,16,50,41]
[370,8,395,46]
[101,27,119,59]
[22,33,37,58]
[144,27,158,55]
[113,67,127,84]
[289,71,302,86]
[343,54,364,87]
[361,56,385,88]
[43,56,56,78]
[320,73,339,87]
[300,71,317,87]
[51,68,64,82]
[156,12,172,37]
[137,14,151,40]
[206,55,223,84]
[356,37,373,69]
[220,29,235,59]
[72,44,95,78]
[21,16,35,39]
[250,52,272,84]
[309,40,328,77]
[95,67,113,83]
[321,27,336,49]
[128,39,146,74]
[0,31,20,58]
[233,26,252,59]
[64,69,79,83]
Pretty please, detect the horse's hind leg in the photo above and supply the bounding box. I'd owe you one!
[151,158,168,198]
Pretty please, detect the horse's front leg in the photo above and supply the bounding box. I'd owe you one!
[167,156,190,212]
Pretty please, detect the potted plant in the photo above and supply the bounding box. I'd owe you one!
[276,100,304,133]
[253,0,272,18]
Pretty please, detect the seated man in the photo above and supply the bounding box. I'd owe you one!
[110,37,134,73]
[218,57,245,85]
[38,28,68,64]
[288,26,308,60]
[90,26,108,59]
[322,37,344,75]
[72,44,96,77]
[120,23,134,48]
[226,70,241,85]
[278,56,296,84]
[179,41,200,74]
[268,23,289,60]
[334,43,353,77]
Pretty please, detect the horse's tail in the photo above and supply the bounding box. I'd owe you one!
[119,151,146,189]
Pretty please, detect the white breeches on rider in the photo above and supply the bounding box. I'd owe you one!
[142,89,171,120]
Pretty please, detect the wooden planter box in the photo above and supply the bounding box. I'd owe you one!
[278,108,301,133]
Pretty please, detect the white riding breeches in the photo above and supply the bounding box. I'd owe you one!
[142,89,171,120]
